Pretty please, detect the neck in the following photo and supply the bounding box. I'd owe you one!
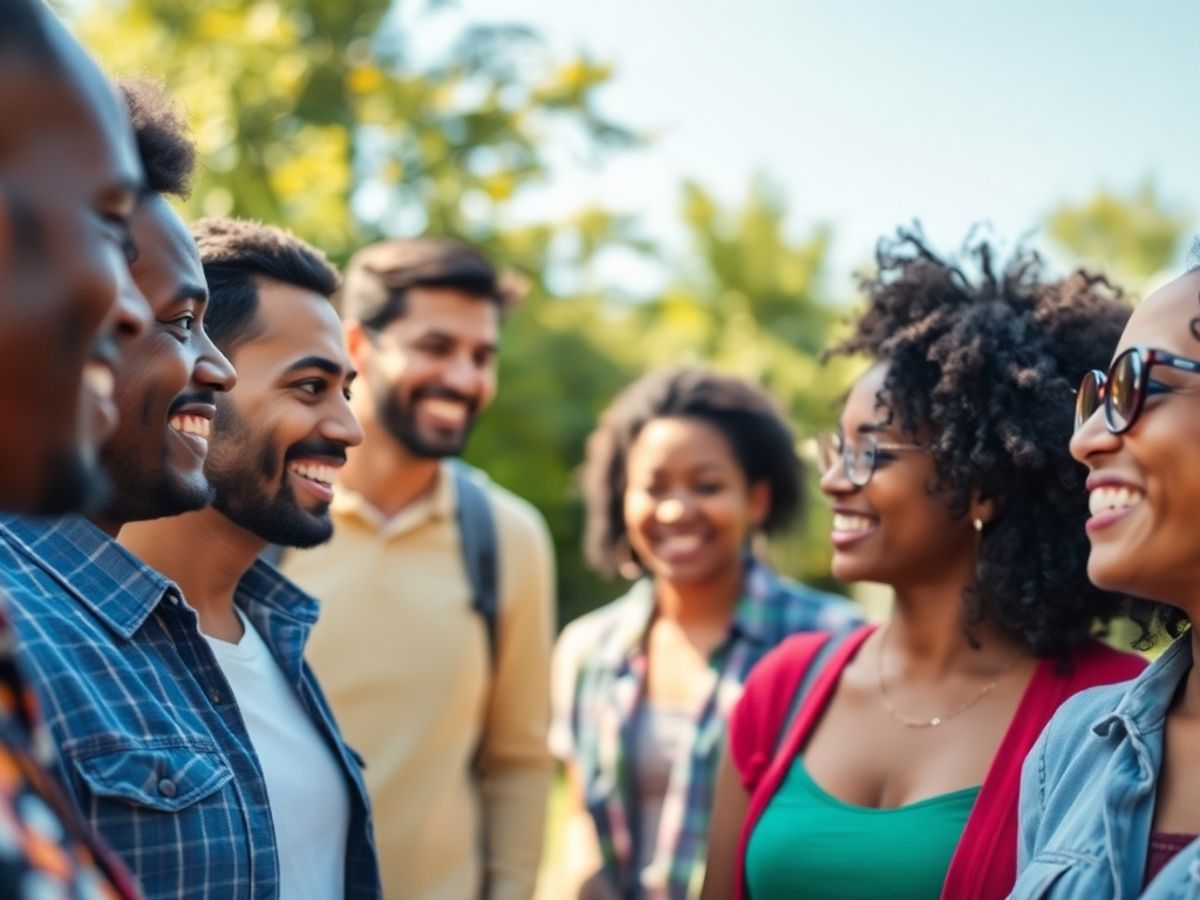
[339,416,441,519]
[654,558,746,627]
[119,507,263,641]
[88,513,124,540]
[887,559,1022,677]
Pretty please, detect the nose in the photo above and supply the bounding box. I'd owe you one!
[322,394,364,449]
[442,351,482,397]
[110,267,152,342]
[655,497,687,524]
[818,456,857,497]
[1068,404,1121,465]
[194,333,237,393]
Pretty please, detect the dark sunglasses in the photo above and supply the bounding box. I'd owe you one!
[1074,346,1200,434]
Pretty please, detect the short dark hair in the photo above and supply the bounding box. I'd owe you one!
[581,367,804,578]
[828,226,1180,658]
[192,217,340,353]
[340,237,512,330]
[118,78,195,199]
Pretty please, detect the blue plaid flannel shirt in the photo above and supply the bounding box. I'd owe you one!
[553,560,860,900]
[0,514,381,900]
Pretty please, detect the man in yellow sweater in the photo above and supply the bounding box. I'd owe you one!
[282,237,555,900]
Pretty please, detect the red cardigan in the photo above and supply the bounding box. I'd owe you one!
[728,624,1147,900]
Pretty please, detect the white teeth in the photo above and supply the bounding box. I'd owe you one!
[423,398,468,424]
[833,513,875,533]
[1089,486,1143,515]
[169,414,211,439]
[658,534,704,555]
[289,462,336,486]
[82,363,115,401]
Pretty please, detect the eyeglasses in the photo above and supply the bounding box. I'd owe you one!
[1074,346,1200,435]
[815,432,927,488]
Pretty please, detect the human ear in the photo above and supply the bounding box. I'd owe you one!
[748,480,772,529]
[967,492,999,531]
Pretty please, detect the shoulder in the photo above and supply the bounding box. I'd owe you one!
[1064,638,1149,689]
[466,467,553,554]
[556,588,643,656]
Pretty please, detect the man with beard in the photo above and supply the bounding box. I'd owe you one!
[0,1,149,895]
[0,90,378,899]
[119,215,379,900]
[281,237,555,900]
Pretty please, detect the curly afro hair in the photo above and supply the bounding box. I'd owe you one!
[829,227,1178,659]
[118,77,195,199]
[582,367,804,578]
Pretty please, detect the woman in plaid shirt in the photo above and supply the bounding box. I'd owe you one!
[550,368,858,900]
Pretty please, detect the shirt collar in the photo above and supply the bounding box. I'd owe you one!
[1093,633,1192,739]
[0,513,177,640]
[331,459,456,536]
[603,557,781,665]
[235,557,319,627]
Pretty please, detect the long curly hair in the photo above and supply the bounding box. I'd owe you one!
[829,227,1181,658]
[582,367,803,578]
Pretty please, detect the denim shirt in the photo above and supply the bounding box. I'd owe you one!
[1013,635,1200,900]
[0,514,381,900]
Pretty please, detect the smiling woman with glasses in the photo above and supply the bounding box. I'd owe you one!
[1011,259,1200,899]
[702,229,1157,900]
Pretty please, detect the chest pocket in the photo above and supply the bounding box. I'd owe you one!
[70,737,232,812]
[1012,854,1104,900]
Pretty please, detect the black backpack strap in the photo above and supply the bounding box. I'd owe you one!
[452,461,500,671]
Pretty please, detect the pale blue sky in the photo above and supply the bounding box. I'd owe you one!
[408,0,1199,296]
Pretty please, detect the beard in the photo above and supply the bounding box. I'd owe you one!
[378,384,478,459]
[206,403,340,549]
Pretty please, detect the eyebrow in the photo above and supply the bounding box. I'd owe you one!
[284,355,355,380]
[178,282,207,304]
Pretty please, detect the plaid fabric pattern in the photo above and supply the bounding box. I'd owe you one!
[0,594,140,899]
[561,561,860,899]
[0,514,380,900]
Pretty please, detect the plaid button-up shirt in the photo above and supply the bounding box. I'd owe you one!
[551,561,860,900]
[0,514,381,900]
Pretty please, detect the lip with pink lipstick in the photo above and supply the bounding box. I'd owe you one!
[830,506,879,549]
[1084,474,1145,535]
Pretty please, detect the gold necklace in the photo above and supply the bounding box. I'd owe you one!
[876,623,1024,729]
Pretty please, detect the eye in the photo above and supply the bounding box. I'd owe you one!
[296,380,326,396]
[164,313,197,341]
[103,214,139,265]
[342,385,354,401]
[1145,379,1174,398]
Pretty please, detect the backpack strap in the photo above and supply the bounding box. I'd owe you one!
[771,624,854,754]
[452,461,500,671]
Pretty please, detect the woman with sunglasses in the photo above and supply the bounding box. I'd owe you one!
[551,368,860,900]
[1010,260,1199,898]
[701,230,1152,900]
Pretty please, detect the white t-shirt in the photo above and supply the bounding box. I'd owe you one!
[204,608,350,900]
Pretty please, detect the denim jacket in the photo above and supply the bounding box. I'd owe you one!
[1012,636,1200,899]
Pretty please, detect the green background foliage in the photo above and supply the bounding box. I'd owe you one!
[74,0,1192,627]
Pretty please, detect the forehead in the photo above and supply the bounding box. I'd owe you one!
[240,279,349,374]
[392,286,500,339]
[841,363,893,428]
[0,37,140,194]
[1117,271,1200,357]
[629,416,737,470]
[130,196,203,309]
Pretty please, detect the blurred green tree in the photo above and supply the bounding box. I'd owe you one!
[1047,182,1191,291]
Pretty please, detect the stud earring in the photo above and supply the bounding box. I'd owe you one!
[973,518,984,533]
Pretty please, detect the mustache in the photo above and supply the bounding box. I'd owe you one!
[168,391,217,416]
[284,438,348,465]
[413,385,477,412]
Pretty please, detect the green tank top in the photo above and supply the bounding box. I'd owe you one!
[744,756,980,899]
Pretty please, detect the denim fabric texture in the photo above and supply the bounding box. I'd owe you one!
[1013,635,1200,900]
[0,514,381,900]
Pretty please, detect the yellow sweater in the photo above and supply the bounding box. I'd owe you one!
[283,462,556,900]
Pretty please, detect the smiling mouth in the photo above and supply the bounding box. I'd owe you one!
[169,414,211,441]
[288,462,336,488]
[82,361,115,402]
[421,398,470,428]
[1088,485,1144,516]
[832,512,875,533]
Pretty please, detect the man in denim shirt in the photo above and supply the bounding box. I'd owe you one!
[0,84,380,899]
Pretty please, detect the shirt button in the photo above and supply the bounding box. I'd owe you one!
[208,688,222,704]
[157,778,177,798]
